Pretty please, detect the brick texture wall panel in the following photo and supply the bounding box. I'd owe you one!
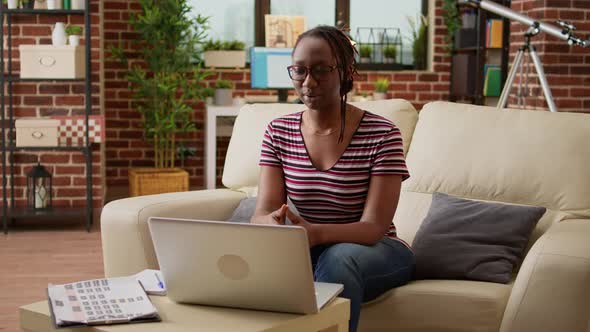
[99,0,587,193]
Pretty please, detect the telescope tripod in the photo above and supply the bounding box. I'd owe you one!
[497,23,557,112]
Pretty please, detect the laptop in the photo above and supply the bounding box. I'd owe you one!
[148,217,343,314]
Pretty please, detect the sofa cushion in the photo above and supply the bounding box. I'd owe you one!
[404,101,590,248]
[222,99,418,190]
[359,279,512,332]
[412,192,546,283]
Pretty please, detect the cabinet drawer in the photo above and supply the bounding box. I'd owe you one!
[19,45,85,79]
[15,119,60,147]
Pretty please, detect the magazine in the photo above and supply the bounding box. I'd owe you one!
[47,275,161,328]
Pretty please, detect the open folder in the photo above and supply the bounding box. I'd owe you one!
[47,272,164,328]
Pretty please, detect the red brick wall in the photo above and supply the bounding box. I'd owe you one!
[509,0,590,112]
[1,1,103,208]
[5,0,587,205]
[103,0,451,193]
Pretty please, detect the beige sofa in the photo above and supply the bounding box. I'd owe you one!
[101,100,590,332]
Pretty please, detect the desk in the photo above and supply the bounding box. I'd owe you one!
[20,296,350,332]
[205,105,241,189]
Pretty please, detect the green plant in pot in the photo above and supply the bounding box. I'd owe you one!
[4,0,19,9]
[214,79,234,106]
[373,78,389,100]
[65,25,83,46]
[359,45,373,63]
[203,39,247,68]
[110,0,210,196]
[383,45,397,64]
[408,14,428,70]
[442,0,461,52]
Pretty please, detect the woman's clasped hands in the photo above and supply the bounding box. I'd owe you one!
[268,204,319,247]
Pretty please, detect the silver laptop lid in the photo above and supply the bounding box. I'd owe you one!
[148,217,320,314]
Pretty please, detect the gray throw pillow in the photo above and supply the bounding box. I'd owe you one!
[412,192,546,283]
[227,197,298,224]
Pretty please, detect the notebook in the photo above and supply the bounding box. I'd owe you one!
[148,217,344,314]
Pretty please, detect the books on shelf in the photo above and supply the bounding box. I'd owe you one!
[47,269,166,328]
[485,19,504,48]
[483,64,502,97]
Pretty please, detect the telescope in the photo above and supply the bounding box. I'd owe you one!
[459,0,590,112]
[459,0,589,47]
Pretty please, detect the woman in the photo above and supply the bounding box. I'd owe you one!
[251,25,414,332]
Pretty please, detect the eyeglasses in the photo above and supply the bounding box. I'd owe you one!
[287,65,339,81]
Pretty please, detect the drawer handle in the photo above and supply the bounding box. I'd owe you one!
[39,56,56,67]
[31,131,44,139]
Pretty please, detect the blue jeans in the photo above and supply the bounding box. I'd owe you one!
[311,237,414,332]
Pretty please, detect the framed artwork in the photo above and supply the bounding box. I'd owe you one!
[264,15,306,48]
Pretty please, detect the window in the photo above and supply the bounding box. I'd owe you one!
[189,0,255,49]
[189,0,429,70]
[270,0,336,28]
[350,0,423,67]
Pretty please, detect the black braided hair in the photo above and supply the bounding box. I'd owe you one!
[293,26,358,143]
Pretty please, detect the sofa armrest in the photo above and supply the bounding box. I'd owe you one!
[101,189,247,278]
[500,219,590,332]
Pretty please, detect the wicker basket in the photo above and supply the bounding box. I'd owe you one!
[128,168,189,197]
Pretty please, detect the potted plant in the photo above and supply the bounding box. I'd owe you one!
[203,39,246,68]
[214,79,233,106]
[5,0,19,9]
[383,45,397,64]
[65,24,82,46]
[443,0,461,52]
[373,78,389,100]
[202,87,214,105]
[408,14,428,70]
[359,45,372,63]
[110,0,210,196]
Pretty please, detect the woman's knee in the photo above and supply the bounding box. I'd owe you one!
[314,243,366,283]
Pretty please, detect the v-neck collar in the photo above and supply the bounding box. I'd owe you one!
[298,110,366,172]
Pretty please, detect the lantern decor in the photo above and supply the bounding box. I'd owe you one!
[27,162,53,210]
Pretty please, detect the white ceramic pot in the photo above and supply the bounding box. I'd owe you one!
[52,22,67,46]
[7,0,19,9]
[68,35,80,46]
[214,89,233,106]
[373,92,387,100]
[71,0,85,9]
[47,0,62,9]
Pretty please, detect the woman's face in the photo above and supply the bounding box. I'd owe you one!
[291,36,341,111]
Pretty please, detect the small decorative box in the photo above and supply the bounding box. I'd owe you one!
[15,118,60,147]
[19,45,85,79]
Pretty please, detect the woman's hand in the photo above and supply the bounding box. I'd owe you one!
[267,204,288,225]
[286,209,320,247]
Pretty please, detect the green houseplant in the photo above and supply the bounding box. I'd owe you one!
[203,39,247,68]
[359,45,373,63]
[65,25,82,46]
[214,79,234,106]
[110,0,209,195]
[443,0,461,52]
[383,45,397,63]
[373,78,389,100]
[408,14,428,69]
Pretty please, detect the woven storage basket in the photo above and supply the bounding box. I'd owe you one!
[128,168,189,197]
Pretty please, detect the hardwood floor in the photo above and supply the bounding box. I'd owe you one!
[0,213,103,332]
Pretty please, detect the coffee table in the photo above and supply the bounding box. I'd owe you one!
[20,296,350,332]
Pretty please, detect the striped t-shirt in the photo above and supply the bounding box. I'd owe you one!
[259,110,410,240]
